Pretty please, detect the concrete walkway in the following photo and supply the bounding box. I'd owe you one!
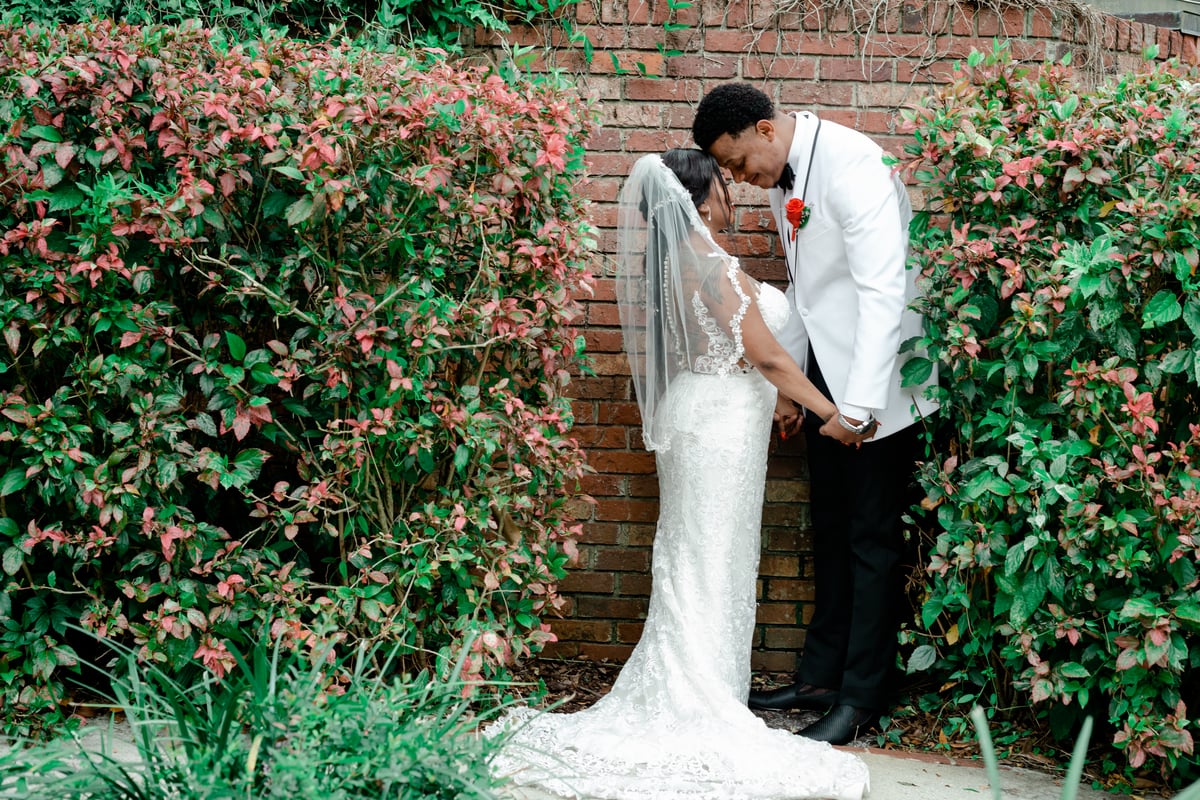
[63,713,1112,800]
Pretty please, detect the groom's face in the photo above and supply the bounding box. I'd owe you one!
[707,119,787,191]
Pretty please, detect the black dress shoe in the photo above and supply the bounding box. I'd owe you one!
[797,704,878,745]
[747,682,838,712]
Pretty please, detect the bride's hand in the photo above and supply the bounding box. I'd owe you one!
[774,396,803,439]
[819,414,879,447]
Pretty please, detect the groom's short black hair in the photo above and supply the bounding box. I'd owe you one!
[692,84,775,151]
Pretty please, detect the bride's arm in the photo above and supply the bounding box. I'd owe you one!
[733,279,837,425]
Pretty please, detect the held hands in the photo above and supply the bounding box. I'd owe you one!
[774,395,803,440]
[819,413,879,448]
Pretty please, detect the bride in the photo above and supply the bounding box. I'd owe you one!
[486,150,872,800]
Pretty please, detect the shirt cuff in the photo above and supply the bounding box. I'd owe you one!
[839,403,874,422]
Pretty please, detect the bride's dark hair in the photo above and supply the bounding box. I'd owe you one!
[660,148,731,212]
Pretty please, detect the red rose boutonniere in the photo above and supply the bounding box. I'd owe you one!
[785,197,811,241]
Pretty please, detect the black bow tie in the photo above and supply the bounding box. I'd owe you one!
[775,163,795,192]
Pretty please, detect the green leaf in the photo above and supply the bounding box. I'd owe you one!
[453,444,470,474]
[1160,348,1193,374]
[1142,290,1182,329]
[1058,661,1090,679]
[1120,596,1160,620]
[901,357,934,388]
[1,546,22,576]
[1182,300,1200,337]
[907,644,937,672]
[285,196,314,226]
[272,165,306,181]
[26,124,63,142]
[1174,602,1200,624]
[225,331,247,362]
[0,469,28,497]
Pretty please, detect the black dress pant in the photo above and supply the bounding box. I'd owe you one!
[799,348,918,711]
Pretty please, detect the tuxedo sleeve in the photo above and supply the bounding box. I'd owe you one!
[827,151,908,414]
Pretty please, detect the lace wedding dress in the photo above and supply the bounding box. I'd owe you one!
[485,277,870,800]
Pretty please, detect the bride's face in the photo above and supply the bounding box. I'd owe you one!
[701,176,734,234]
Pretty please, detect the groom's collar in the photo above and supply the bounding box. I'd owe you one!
[769,111,820,205]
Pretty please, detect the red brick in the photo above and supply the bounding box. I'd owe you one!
[571,376,630,400]
[579,643,634,662]
[765,579,815,602]
[624,523,657,547]
[781,81,854,107]
[588,450,656,475]
[820,57,894,82]
[595,498,659,522]
[587,301,621,326]
[597,401,643,425]
[765,528,803,551]
[550,619,614,643]
[756,602,799,625]
[704,0,749,27]
[1129,22,1144,53]
[861,34,929,59]
[975,8,999,36]
[759,554,799,576]
[600,0,627,24]
[949,7,973,36]
[572,425,628,449]
[626,475,661,497]
[705,28,765,52]
[1030,7,1055,38]
[590,203,618,229]
[542,639,580,658]
[617,622,645,643]
[627,78,701,102]
[605,103,667,129]
[858,110,894,134]
[896,59,957,84]
[581,522,622,545]
[627,0,649,24]
[560,569,616,596]
[781,32,857,56]
[751,650,796,672]
[1001,7,1026,37]
[625,129,690,152]
[593,547,650,572]
[589,353,631,377]
[764,627,807,649]
[743,57,817,80]
[667,54,739,79]
[577,596,648,619]
[585,152,637,177]
[766,479,809,503]
[584,328,624,353]
[619,572,653,596]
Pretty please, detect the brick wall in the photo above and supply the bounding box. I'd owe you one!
[476,0,1199,672]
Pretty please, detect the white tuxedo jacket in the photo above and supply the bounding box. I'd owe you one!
[768,112,938,440]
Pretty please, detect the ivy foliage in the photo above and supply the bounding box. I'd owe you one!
[0,0,584,52]
[0,20,594,735]
[901,42,1200,785]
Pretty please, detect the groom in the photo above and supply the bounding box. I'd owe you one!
[692,84,938,745]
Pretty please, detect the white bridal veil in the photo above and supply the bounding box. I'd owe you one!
[616,154,756,451]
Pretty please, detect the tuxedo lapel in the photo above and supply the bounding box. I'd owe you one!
[771,111,822,275]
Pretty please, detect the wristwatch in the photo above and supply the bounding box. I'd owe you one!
[837,413,877,435]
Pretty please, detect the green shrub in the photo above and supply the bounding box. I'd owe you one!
[0,20,594,735]
[0,635,514,799]
[1,0,585,52]
[900,43,1199,785]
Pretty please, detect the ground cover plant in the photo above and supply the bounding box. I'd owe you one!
[0,635,514,799]
[900,43,1200,786]
[0,20,595,736]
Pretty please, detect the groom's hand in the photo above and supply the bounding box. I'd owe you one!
[819,416,878,448]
